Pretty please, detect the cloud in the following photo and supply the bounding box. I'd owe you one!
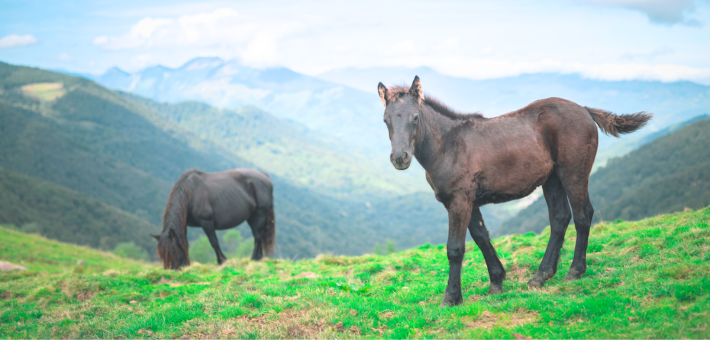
[93,7,327,68]
[431,58,710,84]
[0,34,38,48]
[588,0,704,26]
[49,53,73,62]
[88,2,709,85]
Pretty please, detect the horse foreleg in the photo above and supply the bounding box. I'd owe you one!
[468,208,506,294]
[201,221,228,265]
[441,195,472,307]
[247,210,266,261]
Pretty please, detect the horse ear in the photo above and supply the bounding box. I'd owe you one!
[409,75,423,101]
[151,234,160,241]
[377,82,388,107]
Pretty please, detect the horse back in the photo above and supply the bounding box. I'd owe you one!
[461,98,596,205]
[190,169,271,229]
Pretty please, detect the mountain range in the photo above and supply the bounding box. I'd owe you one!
[5,57,706,260]
[80,57,710,231]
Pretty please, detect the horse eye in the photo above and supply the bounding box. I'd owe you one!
[413,115,419,121]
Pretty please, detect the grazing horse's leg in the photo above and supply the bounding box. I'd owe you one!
[529,174,572,288]
[563,191,594,282]
[247,209,266,261]
[201,220,228,265]
[441,195,473,306]
[468,208,506,294]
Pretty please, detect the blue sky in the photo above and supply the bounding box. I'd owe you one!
[1,0,709,84]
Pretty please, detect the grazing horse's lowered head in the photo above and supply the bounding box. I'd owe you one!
[152,230,190,270]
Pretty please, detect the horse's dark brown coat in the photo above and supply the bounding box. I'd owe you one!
[378,76,652,306]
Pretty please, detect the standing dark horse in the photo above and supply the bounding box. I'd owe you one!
[378,76,652,306]
[153,168,276,269]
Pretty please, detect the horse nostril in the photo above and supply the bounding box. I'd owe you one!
[403,152,409,159]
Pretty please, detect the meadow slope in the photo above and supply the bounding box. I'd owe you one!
[1,207,709,339]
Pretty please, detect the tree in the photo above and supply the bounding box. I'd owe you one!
[189,236,214,264]
[113,242,149,261]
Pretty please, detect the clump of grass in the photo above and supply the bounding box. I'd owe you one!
[1,206,709,339]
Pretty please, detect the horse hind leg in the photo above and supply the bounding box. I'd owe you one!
[468,208,506,294]
[529,174,572,288]
[563,191,594,282]
[247,209,266,261]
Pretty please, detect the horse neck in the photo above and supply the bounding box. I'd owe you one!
[414,104,461,171]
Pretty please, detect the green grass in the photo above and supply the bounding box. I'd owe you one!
[1,207,709,339]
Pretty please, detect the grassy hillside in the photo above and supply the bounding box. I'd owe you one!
[496,116,710,237]
[0,226,150,274]
[1,207,708,338]
[0,167,160,257]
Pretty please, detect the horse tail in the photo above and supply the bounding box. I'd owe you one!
[262,205,276,257]
[585,107,653,137]
[157,170,196,269]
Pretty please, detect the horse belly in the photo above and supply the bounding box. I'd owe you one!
[214,205,254,230]
[209,185,257,230]
[476,150,552,205]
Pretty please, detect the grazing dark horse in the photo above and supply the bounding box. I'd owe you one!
[153,168,276,269]
[378,76,652,306]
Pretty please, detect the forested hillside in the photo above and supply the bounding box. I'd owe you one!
[496,116,710,236]
[0,167,159,256]
[119,92,428,197]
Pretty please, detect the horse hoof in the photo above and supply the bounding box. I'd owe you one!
[488,284,503,295]
[527,278,543,289]
[440,293,463,307]
[563,268,584,282]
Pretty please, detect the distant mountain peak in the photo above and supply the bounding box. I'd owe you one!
[181,57,225,71]
[105,66,130,76]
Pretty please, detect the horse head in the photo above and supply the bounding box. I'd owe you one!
[378,76,423,170]
[155,229,190,269]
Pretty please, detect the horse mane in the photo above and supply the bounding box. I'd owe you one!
[386,85,484,121]
[158,169,201,268]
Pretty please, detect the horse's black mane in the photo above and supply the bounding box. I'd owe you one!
[158,169,202,267]
[387,85,484,120]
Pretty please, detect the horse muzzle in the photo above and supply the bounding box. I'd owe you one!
[391,150,412,170]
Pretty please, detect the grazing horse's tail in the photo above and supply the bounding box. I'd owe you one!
[262,205,276,257]
[585,107,653,137]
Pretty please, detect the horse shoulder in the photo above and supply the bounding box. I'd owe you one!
[190,178,214,220]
